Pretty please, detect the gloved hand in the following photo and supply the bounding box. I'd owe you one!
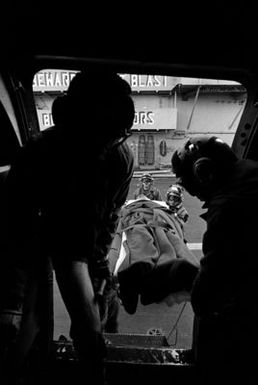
[0,310,22,354]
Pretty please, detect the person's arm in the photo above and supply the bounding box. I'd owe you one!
[177,206,189,223]
[111,143,134,208]
[54,259,107,380]
[54,260,101,333]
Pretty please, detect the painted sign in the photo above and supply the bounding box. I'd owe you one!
[37,107,177,131]
[37,110,53,129]
[33,70,78,92]
[120,74,178,92]
[134,111,154,125]
[133,108,177,130]
[33,70,178,93]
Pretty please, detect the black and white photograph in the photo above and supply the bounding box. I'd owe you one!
[0,4,257,385]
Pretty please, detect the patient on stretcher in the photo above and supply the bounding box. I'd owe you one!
[107,196,200,315]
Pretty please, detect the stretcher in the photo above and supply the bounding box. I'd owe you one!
[108,197,199,312]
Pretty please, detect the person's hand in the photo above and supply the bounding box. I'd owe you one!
[161,291,191,307]
[0,310,22,352]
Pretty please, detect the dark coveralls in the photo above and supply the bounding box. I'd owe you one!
[191,159,258,385]
[0,125,134,381]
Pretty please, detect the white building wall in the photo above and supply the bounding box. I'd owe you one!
[177,94,245,143]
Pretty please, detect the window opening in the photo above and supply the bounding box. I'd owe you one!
[33,70,247,349]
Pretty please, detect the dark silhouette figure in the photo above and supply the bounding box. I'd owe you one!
[172,136,258,385]
[0,69,135,384]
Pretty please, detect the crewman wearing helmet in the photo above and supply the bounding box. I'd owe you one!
[166,184,189,224]
[133,172,162,201]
